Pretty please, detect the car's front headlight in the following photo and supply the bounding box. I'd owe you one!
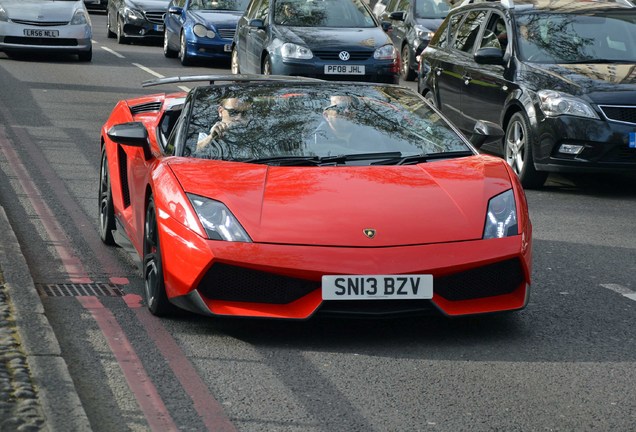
[187,194,252,242]
[123,6,144,20]
[483,189,518,239]
[0,6,8,22]
[71,9,89,25]
[374,44,397,60]
[414,25,434,41]
[281,42,312,60]
[193,24,215,39]
[537,90,599,119]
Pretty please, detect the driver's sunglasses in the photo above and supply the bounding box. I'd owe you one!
[223,106,247,116]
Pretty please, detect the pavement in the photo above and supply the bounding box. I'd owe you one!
[0,205,91,431]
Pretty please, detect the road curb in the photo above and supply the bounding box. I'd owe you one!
[0,205,91,432]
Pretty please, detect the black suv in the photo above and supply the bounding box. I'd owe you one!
[418,0,636,188]
[379,0,451,81]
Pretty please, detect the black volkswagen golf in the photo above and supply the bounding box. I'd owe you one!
[418,0,636,188]
[232,0,400,84]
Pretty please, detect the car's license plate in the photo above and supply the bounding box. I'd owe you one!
[24,29,59,37]
[324,64,365,75]
[322,275,433,300]
[224,44,232,52]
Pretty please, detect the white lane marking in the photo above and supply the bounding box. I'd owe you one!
[178,85,190,92]
[132,63,164,78]
[601,284,636,301]
[101,46,125,58]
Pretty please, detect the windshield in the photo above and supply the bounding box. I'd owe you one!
[415,0,450,20]
[273,0,376,28]
[184,83,470,163]
[516,12,636,63]
[188,0,249,11]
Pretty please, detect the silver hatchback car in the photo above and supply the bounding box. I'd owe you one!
[0,0,92,61]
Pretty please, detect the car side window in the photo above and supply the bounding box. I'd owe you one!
[386,0,400,13]
[254,0,269,21]
[480,12,508,52]
[453,10,487,54]
[245,0,261,19]
[433,12,454,48]
[396,0,410,13]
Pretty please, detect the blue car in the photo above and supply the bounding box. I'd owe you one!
[233,0,399,84]
[164,0,249,65]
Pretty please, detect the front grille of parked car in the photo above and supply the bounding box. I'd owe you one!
[434,258,524,301]
[313,50,372,61]
[143,11,165,25]
[3,37,78,46]
[598,105,636,125]
[130,101,162,114]
[217,28,235,40]
[11,19,69,26]
[198,263,319,304]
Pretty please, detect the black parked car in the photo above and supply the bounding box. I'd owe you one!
[418,0,636,188]
[232,0,400,84]
[379,0,451,81]
[107,0,171,44]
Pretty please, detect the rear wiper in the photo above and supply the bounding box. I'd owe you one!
[371,151,474,165]
[241,152,403,166]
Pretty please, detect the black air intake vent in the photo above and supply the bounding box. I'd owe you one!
[130,101,162,115]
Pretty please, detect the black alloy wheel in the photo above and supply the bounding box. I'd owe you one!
[98,148,116,245]
[143,196,174,316]
[401,44,416,81]
[504,112,548,189]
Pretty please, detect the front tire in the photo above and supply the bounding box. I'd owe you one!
[504,112,548,188]
[78,47,92,62]
[143,196,174,316]
[116,17,127,44]
[106,12,116,38]
[400,44,416,81]
[179,32,191,66]
[163,29,177,58]
[98,148,116,246]
[231,46,240,74]
[262,54,272,75]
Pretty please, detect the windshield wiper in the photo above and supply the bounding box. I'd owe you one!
[241,152,403,166]
[371,151,474,166]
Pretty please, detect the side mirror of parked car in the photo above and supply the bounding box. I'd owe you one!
[167,5,182,15]
[381,21,393,33]
[107,122,153,161]
[248,19,266,30]
[469,120,504,149]
[474,47,505,66]
[389,11,406,21]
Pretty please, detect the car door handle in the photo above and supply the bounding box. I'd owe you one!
[434,67,442,76]
[462,75,472,85]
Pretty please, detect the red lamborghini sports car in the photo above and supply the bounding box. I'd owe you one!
[98,75,532,318]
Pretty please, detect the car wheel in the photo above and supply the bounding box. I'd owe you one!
[424,91,436,108]
[107,12,116,38]
[179,32,191,66]
[98,148,116,246]
[163,29,177,58]
[262,54,272,75]
[231,46,240,74]
[143,196,174,316]
[117,17,127,44]
[401,44,416,81]
[504,112,548,188]
[78,47,92,62]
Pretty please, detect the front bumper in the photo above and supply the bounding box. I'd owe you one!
[186,37,233,60]
[270,55,399,84]
[533,112,636,173]
[159,214,532,319]
[0,22,91,53]
[121,15,164,39]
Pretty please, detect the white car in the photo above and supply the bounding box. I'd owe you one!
[0,0,92,61]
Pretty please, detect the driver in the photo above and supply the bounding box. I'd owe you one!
[196,97,252,153]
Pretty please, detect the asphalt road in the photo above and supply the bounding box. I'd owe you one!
[1,12,635,431]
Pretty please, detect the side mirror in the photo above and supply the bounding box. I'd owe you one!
[248,19,266,29]
[474,47,505,66]
[381,21,393,33]
[469,120,504,149]
[389,11,406,21]
[107,122,152,160]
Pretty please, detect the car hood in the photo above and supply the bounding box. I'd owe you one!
[191,10,242,25]
[168,157,513,247]
[415,18,443,32]
[273,26,392,50]
[1,0,81,20]
[126,0,170,10]
[525,62,636,104]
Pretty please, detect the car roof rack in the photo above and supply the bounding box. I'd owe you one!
[142,74,324,88]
